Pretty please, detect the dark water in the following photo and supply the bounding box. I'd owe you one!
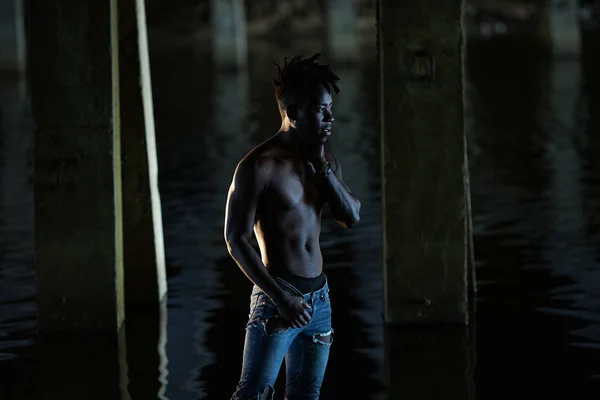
[1,20,600,400]
[467,36,600,397]
[149,34,385,399]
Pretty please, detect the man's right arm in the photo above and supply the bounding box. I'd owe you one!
[223,158,287,304]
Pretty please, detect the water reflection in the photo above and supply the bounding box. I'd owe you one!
[36,330,128,400]
[2,12,600,400]
[466,37,600,395]
[151,43,230,400]
[0,79,35,366]
[387,325,475,400]
[540,59,598,323]
[125,300,169,399]
[151,35,386,398]
[319,66,385,395]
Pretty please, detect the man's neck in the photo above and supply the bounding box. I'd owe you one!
[277,120,306,151]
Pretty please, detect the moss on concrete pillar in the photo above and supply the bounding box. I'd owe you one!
[29,0,165,331]
[378,0,472,324]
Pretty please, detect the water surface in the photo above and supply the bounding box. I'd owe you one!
[1,24,600,400]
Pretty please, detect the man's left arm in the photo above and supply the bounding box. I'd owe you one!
[314,152,361,228]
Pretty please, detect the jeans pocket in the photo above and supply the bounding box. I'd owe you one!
[248,293,277,323]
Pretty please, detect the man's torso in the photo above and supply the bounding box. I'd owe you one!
[251,138,326,278]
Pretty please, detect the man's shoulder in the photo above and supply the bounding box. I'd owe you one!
[234,138,289,180]
[239,138,293,170]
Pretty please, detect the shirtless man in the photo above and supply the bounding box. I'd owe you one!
[224,53,361,400]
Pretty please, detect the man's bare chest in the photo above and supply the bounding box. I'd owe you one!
[261,169,324,214]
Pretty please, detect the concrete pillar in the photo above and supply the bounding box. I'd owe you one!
[326,0,359,64]
[211,0,247,70]
[118,0,168,310]
[542,60,591,306]
[0,0,26,79]
[538,0,581,57]
[378,0,471,324]
[213,67,251,168]
[14,0,26,78]
[29,0,165,331]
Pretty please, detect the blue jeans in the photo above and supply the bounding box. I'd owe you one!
[231,277,333,400]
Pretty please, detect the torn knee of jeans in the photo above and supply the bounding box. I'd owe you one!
[313,329,334,345]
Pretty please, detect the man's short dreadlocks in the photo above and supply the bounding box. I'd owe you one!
[273,53,340,119]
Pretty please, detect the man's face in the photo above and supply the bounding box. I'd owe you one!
[293,85,334,144]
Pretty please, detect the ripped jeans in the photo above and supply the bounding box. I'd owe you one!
[231,277,333,400]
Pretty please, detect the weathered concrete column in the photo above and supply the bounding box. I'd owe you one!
[543,59,588,294]
[379,0,471,324]
[29,0,165,331]
[0,0,26,78]
[211,0,247,70]
[118,0,167,310]
[537,0,581,57]
[326,0,359,64]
